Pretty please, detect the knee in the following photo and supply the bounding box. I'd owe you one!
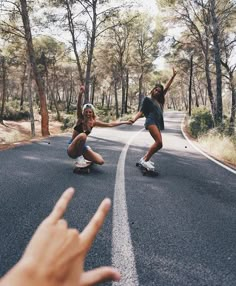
[75,133,87,142]
[158,142,163,149]
[67,148,77,159]
[154,141,162,152]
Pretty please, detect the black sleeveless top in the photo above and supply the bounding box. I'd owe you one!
[74,121,93,135]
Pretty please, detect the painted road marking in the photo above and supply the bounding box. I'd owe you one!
[112,128,144,286]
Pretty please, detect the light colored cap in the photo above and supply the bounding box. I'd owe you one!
[82,103,96,113]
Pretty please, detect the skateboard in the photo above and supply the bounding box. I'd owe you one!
[136,162,159,176]
[73,161,93,174]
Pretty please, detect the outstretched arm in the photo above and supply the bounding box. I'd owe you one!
[95,120,132,127]
[163,68,177,95]
[130,111,143,124]
[77,86,85,119]
[0,188,120,286]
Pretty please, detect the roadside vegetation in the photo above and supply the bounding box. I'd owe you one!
[186,108,236,166]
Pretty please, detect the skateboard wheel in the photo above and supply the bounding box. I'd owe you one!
[136,163,139,167]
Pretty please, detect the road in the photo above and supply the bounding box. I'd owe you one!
[0,111,236,285]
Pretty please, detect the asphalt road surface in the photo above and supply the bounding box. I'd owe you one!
[0,111,236,286]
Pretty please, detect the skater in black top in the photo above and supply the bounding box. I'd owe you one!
[67,86,131,165]
[130,68,177,170]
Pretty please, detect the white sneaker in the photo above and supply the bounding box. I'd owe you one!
[141,160,155,171]
[139,157,155,167]
[139,157,145,164]
[75,156,87,166]
[149,160,155,166]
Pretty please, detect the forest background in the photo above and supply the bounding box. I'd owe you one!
[0,0,235,167]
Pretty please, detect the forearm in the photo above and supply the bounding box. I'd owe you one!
[109,121,129,127]
[0,259,59,286]
[0,261,41,286]
[165,76,175,90]
[131,111,143,123]
[164,71,177,94]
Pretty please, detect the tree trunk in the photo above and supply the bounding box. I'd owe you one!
[229,81,236,135]
[210,0,223,124]
[138,72,143,111]
[188,55,193,116]
[125,69,129,113]
[221,61,236,134]
[114,80,119,119]
[66,74,73,113]
[0,56,6,124]
[192,75,199,108]
[84,2,97,103]
[26,58,35,137]
[49,62,61,121]
[204,49,216,124]
[91,76,96,105]
[20,0,50,136]
[121,71,126,115]
[20,63,26,111]
[65,0,84,84]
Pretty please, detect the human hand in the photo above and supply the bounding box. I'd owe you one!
[125,120,132,125]
[1,188,120,286]
[129,119,135,124]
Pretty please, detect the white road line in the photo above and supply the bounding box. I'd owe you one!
[112,128,144,286]
[181,120,236,175]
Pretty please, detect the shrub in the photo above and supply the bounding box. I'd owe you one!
[61,115,75,130]
[189,107,214,138]
[3,101,30,120]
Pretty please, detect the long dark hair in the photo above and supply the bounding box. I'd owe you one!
[151,83,164,107]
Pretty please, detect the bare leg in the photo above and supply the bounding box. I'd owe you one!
[143,124,162,161]
[83,148,104,165]
[67,133,87,159]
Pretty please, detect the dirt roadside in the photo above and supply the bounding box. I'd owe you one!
[0,119,66,151]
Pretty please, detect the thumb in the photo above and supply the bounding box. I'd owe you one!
[79,267,120,286]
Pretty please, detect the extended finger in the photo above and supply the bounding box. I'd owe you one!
[48,187,75,224]
[81,198,111,251]
[79,267,120,286]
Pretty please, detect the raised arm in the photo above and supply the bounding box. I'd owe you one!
[163,68,177,95]
[77,86,85,119]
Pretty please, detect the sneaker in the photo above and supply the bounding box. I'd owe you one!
[149,160,155,166]
[139,157,145,164]
[75,156,87,166]
[139,157,155,166]
[141,160,155,171]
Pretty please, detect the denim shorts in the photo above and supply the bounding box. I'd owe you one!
[144,117,160,130]
[67,138,89,153]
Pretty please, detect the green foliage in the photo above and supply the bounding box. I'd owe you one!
[95,105,114,122]
[189,107,214,138]
[3,100,30,120]
[158,0,176,8]
[61,115,75,130]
